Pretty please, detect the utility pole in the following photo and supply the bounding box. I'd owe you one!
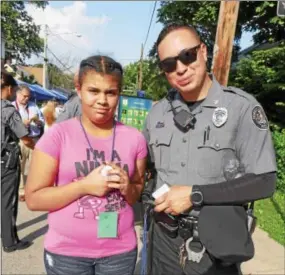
[138,43,144,90]
[43,24,48,89]
[212,1,240,86]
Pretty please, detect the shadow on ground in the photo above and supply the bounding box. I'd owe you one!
[21,225,49,243]
[17,213,48,231]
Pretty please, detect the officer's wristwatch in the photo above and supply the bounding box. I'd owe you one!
[190,185,204,207]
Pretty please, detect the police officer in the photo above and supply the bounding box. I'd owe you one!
[56,71,81,122]
[1,71,35,252]
[142,23,276,275]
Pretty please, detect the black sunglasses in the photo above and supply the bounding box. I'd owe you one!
[159,44,201,73]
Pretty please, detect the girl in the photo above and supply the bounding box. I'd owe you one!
[26,56,147,275]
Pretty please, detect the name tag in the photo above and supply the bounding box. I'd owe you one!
[97,212,118,238]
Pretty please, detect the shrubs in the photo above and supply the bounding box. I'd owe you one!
[271,125,285,192]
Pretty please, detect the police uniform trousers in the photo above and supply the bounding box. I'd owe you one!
[1,160,21,247]
[147,222,241,275]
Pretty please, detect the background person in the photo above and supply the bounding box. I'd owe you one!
[42,100,57,132]
[12,85,45,201]
[25,55,147,275]
[1,71,34,252]
[56,71,82,123]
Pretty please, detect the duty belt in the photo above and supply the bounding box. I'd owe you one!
[153,212,206,265]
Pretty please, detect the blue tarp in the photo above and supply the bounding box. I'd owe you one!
[31,84,59,100]
[49,89,68,101]
[16,80,67,102]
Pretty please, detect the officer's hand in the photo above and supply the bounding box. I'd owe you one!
[105,162,130,196]
[154,186,193,216]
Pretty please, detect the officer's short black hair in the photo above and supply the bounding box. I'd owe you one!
[156,23,201,51]
[1,71,17,89]
[78,55,123,91]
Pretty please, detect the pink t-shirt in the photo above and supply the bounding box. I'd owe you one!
[36,118,147,258]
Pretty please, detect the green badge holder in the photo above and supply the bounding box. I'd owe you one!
[98,212,118,238]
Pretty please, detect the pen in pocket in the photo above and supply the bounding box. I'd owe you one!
[207,126,210,140]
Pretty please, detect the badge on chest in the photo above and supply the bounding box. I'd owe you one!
[212,107,228,128]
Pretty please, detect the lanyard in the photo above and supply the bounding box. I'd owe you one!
[79,116,116,162]
[15,102,29,119]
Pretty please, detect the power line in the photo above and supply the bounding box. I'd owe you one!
[47,26,91,55]
[47,48,74,74]
[143,1,157,49]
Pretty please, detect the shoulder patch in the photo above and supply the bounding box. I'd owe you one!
[252,106,268,130]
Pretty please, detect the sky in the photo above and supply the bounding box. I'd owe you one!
[26,1,254,72]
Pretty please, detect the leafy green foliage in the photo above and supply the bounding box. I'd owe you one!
[150,1,285,60]
[28,63,74,90]
[241,1,285,44]
[21,72,38,85]
[271,125,285,192]
[156,1,221,54]
[48,63,74,90]
[255,191,285,245]
[1,1,48,62]
[123,59,170,101]
[229,44,285,128]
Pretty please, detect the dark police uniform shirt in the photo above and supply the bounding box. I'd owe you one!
[143,76,277,191]
[1,99,28,143]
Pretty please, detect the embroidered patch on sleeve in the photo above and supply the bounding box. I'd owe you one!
[252,105,269,130]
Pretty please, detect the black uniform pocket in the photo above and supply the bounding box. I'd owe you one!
[197,135,236,178]
[149,130,173,171]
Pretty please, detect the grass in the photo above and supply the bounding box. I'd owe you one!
[255,190,285,246]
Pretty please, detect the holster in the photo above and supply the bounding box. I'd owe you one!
[153,211,179,238]
[4,145,20,169]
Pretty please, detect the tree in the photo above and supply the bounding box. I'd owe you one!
[123,59,170,101]
[150,1,285,60]
[1,1,48,63]
[229,44,285,128]
[48,63,74,90]
[32,63,74,90]
[21,73,38,85]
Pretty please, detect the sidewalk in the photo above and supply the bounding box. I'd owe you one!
[241,228,285,275]
[1,202,284,274]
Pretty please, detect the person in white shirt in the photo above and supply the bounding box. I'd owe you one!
[12,85,45,201]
